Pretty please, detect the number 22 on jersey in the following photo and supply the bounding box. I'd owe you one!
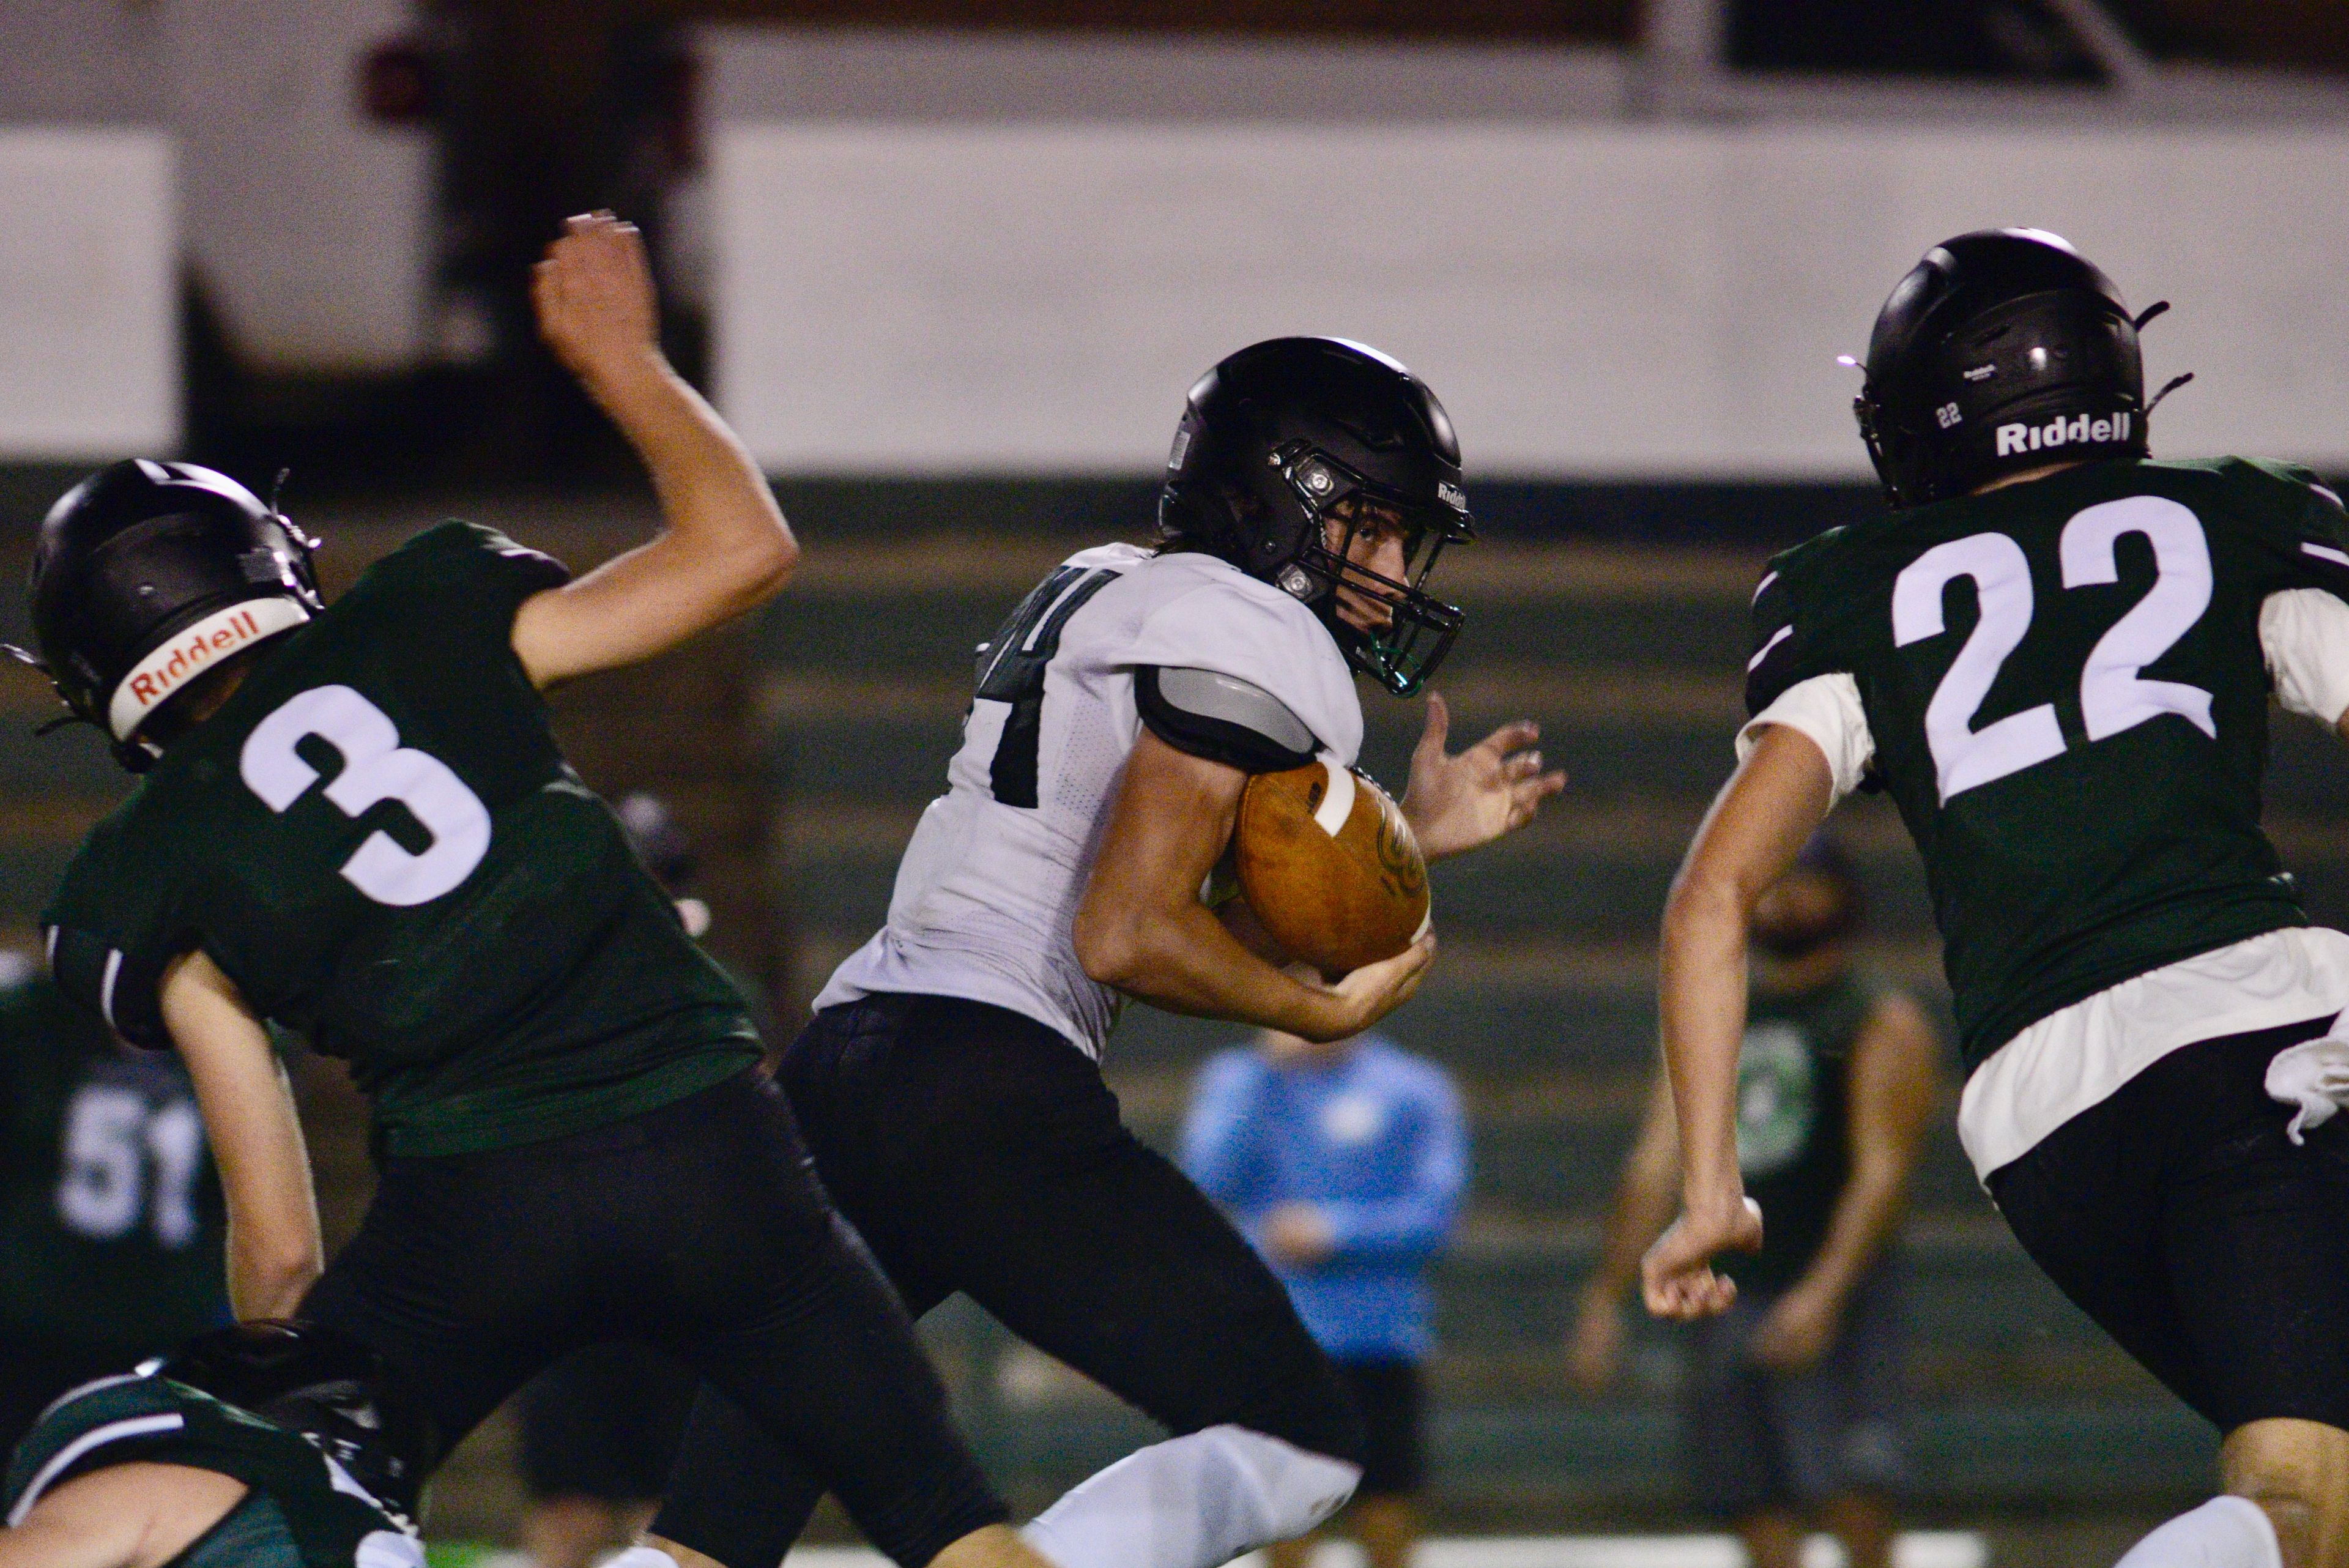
[1893,496,2216,804]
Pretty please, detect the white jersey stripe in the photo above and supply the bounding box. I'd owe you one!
[9,1412,186,1525]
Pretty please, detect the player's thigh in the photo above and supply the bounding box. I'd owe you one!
[948,1125,1360,1460]
[518,1343,697,1503]
[635,1079,1004,1568]
[653,1216,1004,1568]
[1990,1106,2223,1423]
[299,1149,576,1453]
[2161,1102,2349,1432]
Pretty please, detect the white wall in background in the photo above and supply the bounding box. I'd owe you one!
[0,130,177,458]
[0,0,432,377]
[713,124,2349,478]
[163,0,431,373]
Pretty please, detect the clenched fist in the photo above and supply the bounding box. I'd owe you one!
[533,212,661,390]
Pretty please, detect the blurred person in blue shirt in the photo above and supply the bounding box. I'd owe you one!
[1181,1028,1468,1568]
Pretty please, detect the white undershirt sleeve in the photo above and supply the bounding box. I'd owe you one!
[2260,588,2349,727]
[1735,672,1875,805]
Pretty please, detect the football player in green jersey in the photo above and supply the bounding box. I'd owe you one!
[0,1320,428,1568]
[1647,229,2349,1568]
[0,943,229,1456]
[22,216,1047,1568]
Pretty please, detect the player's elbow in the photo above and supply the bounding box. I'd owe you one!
[235,1237,322,1320]
[724,524,799,608]
[1073,907,1141,988]
[1661,863,1746,951]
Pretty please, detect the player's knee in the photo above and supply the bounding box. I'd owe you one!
[2223,1419,2349,1568]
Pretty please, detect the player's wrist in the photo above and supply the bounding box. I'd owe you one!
[1679,1173,1748,1229]
[574,343,677,411]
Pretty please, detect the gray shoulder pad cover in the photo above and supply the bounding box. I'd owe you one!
[1157,667,1315,750]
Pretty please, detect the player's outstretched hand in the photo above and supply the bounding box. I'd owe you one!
[1402,691,1568,863]
[1640,1195,1763,1320]
[533,211,661,388]
[1315,930,1437,1039]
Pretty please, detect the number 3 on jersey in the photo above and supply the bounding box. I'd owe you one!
[1894,496,2216,804]
[240,686,492,905]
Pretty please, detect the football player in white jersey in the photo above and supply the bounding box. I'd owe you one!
[645,339,1563,1568]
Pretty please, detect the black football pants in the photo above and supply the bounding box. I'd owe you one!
[299,1069,1007,1567]
[1991,1016,2349,1434]
[651,993,1365,1568]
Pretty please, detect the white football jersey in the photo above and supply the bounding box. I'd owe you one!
[817,543,1365,1058]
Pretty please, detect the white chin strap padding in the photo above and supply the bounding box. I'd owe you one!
[1022,1425,1361,1568]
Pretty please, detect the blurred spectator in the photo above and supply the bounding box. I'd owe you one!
[501,792,727,1568]
[1568,839,1938,1568]
[0,938,228,1455]
[1180,1028,1468,1568]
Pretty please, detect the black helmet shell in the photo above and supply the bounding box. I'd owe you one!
[161,1319,437,1521]
[1159,337,1474,696]
[28,459,320,762]
[1857,228,2151,508]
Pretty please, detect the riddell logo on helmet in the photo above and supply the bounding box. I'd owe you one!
[1995,411,2131,458]
[106,596,313,742]
[125,609,271,710]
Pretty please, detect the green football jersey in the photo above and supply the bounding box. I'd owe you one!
[1748,457,2349,1071]
[1726,969,1880,1293]
[2,1371,419,1568]
[0,953,228,1351]
[42,522,760,1157]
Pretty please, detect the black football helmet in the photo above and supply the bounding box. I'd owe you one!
[1159,337,1474,697]
[160,1320,436,1522]
[1855,229,2180,509]
[18,460,321,770]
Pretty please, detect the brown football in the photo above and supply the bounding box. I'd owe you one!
[1234,759,1431,978]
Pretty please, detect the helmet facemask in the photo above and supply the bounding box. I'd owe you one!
[1265,441,1472,697]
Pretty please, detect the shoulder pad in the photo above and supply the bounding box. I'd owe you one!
[388,521,571,593]
[45,926,168,1049]
[1137,666,1319,774]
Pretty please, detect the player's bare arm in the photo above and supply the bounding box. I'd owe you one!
[1749,991,1939,1370]
[159,951,323,1320]
[1074,730,1434,1043]
[510,213,798,688]
[1565,1074,1680,1391]
[0,1463,248,1568]
[1642,721,1833,1321]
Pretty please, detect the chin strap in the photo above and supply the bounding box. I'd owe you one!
[0,644,71,730]
[2131,301,2194,422]
[0,643,147,768]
